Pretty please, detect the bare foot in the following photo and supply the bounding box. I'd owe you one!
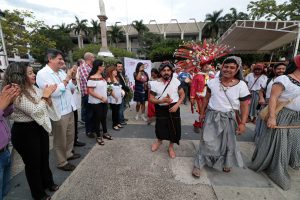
[192,167,201,177]
[151,141,162,152]
[168,147,176,159]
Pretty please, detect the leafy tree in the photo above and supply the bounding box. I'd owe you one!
[0,10,33,57]
[223,8,249,29]
[53,23,73,33]
[72,16,89,48]
[131,20,149,54]
[108,25,124,47]
[149,39,182,62]
[89,19,100,43]
[247,0,299,20]
[202,10,224,40]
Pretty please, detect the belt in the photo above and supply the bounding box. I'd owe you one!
[0,145,8,153]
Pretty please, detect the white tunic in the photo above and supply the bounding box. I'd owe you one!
[274,75,300,111]
[207,79,250,112]
[150,78,181,106]
[261,79,274,99]
[108,83,122,104]
[87,79,108,104]
[245,73,267,91]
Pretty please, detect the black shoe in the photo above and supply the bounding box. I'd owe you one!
[120,122,127,125]
[48,184,59,191]
[86,132,95,138]
[74,141,86,147]
[57,163,76,171]
[67,153,81,161]
[124,118,129,122]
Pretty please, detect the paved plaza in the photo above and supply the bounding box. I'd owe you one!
[5,104,300,200]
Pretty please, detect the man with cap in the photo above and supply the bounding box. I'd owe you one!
[148,61,185,158]
[244,63,267,123]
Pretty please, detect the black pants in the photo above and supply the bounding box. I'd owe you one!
[74,110,78,142]
[90,103,108,137]
[11,121,54,200]
[110,104,120,127]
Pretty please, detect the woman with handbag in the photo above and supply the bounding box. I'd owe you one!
[250,55,300,191]
[254,63,286,143]
[192,56,251,177]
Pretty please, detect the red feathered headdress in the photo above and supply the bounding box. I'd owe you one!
[174,40,232,72]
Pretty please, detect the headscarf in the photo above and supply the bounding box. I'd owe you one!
[221,56,243,80]
[158,61,175,73]
[294,54,300,70]
[253,63,265,70]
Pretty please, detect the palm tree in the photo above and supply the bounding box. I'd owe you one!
[202,10,224,40]
[223,8,249,29]
[72,16,89,48]
[90,19,100,43]
[131,20,149,54]
[108,24,124,47]
[53,23,73,33]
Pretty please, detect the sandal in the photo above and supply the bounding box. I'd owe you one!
[48,184,59,191]
[223,167,231,173]
[96,137,105,145]
[103,133,113,140]
[113,126,120,131]
[117,124,124,128]
[192,167,201,178]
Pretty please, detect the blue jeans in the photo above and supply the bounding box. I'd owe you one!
[118,99,126,123]
[0,149,11,200]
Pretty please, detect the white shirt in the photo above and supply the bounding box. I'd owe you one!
[36,65,77,118]
[11,86,59,133]
[107,83,122,104]
[245,73,267,91]
[150,78,181,106]
[261,79,274,99]
[87,79,108,104]
[274,75,300,111]
[207,78,250,112]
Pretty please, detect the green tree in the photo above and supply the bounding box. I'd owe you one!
[131,20,149,54]
[149,39,182,62]
[223,8,249,29]
[72,16,89,48]
[202,10,224,40]
[108,24,124,47]
[53,23,73,33]
[247,0,299,20]
[89,19,100,43]
[0,10,33,57]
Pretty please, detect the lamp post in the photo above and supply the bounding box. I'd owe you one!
[0,10,8,68]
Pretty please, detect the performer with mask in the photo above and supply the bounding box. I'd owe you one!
[149,61,185,159]
[192,56,251,177]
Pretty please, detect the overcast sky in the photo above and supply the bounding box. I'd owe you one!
[1,0,287,26]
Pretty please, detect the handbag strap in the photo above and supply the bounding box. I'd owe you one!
[157,77,172,99]
[249,75,262,91]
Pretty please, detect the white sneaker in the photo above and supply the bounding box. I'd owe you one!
[135,114,139,120]
[141,115,147,122]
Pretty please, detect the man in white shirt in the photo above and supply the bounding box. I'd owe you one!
[36,48,80,171]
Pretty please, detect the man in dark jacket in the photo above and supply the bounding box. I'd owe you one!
[116,62,130,125]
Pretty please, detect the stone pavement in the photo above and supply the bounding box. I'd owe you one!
[5,103,300,200]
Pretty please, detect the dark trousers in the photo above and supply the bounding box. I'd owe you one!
[118,99,126,122]
[110,104,120,127]
[82,95,95,134]
[74,110,78,142]
[90,103,108,137]
[11,122,54,200]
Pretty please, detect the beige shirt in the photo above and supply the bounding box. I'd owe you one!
[11,86,59,133]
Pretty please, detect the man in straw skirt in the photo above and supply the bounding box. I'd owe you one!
[149,61,185,159]
[250,55,300,190]
[192,56,251,177]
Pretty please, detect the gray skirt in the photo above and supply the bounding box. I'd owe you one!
[249,90,259,118]
[250,107,300,190]
[254,102,268,144]
[194,108,244,171]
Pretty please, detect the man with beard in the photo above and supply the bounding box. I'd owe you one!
[245,63,267,123]
[149,61,185,158]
